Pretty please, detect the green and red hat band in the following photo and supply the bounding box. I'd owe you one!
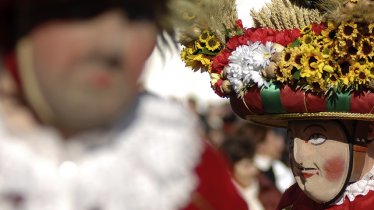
[231,83,374,117]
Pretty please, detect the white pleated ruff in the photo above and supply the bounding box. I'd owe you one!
[335,165,374,205]
[0,93,203,210]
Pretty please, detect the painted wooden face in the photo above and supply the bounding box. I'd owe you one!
[288,121,351,203]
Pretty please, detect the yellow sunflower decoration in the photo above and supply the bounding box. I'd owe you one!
[275,13,374,95]
[180,29,223,72]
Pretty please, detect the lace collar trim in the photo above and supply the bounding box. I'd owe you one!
[0,93,203,210]
[335,165,374,205]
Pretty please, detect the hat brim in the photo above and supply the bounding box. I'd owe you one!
[246,112,374,128]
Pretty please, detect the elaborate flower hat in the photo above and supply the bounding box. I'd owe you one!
[178,0,374,127]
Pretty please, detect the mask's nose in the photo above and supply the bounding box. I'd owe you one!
[292,137,315,166]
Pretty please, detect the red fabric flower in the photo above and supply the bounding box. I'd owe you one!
[235,19,244,29]
[291,29,301,39]
[211,49,231,74]
[247,28,270,44]
[245,28,301,46]
[274,29,301,46]
[238,36,250,45]
[226,35,241,50]
[275,32,287,45]
[212,79,225,97]
[311,23,327,35]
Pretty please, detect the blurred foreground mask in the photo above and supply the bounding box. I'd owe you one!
[13,10,158,133]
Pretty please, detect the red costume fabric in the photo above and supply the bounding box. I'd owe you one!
[183,144,248,210]
[258,174,282,210]
[277,183,374,210]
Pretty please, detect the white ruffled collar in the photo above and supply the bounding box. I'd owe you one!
[335,165,374,205]
[0,93,203,210]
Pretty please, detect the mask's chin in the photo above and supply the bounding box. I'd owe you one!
[294,175,347,204]
[291,154,352,205]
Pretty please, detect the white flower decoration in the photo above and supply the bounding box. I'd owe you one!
[225,41,275,95]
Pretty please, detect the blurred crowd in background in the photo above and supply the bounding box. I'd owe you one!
[172,95,295,210]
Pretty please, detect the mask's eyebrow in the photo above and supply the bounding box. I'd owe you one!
[303,124,327,132]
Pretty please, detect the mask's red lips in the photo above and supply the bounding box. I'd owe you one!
[294,162,319,180]
[301,171,317,179]
[300,168,319,179]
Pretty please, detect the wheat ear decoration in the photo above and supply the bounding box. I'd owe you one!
[173,0,238,45]
[251,0,323,30]
[209,0,238,43]
[251,9,268,28]
[269,0,283,30]
[295,6,307,28]
[320,0,374,23]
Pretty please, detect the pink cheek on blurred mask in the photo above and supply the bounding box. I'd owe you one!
[323,156,346,182]
[89,72,112,89]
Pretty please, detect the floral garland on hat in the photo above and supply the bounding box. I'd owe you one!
[210,22,304,97]
[178,0,374,100]
[276,20,374,97]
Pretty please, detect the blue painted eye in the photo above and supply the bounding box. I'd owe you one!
[309,134,326,145]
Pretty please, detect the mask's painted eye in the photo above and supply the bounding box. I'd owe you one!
[309,134,327,145]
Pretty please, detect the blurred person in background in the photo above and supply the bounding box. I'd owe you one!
[236,123,294,193]
[220,135,282,210]
[0,1,248,210]
[202,103,226,147]
[203,102,241,148]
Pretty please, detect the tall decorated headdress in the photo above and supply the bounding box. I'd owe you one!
[178,0,374,127]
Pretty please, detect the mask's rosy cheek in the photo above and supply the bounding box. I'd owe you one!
[323,156,346,182]
[88,72,112,89]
